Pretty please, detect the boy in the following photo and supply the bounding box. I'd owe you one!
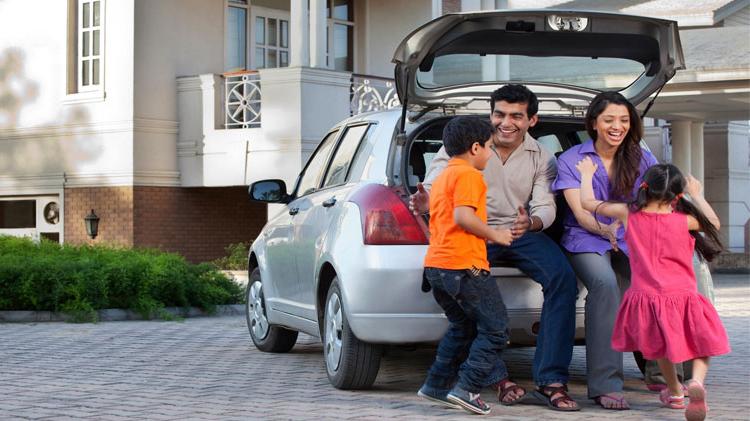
[417,116,514,415]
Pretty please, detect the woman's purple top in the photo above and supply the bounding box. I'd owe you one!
[552,140,658,255]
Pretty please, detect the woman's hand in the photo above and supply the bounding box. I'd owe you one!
[599,220,621,252]
[575,156,598,176]
[685,174,703,198]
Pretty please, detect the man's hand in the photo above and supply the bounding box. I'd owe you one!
[575,156,598,176]
[511,206,530,239]
[409,182,430,216]
[490,228,514,246]
[599,220,621,251]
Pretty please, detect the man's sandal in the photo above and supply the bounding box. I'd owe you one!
[686,380,708,421]
[493,378,527,406]
[594,393,631,410]
[659,388,686,409]
[532,384,580,412]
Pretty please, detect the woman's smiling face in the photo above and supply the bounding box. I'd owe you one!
[593,103,631,149]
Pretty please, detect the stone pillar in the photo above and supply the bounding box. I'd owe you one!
[670,120,692,174]
[290,0,309,67]
[432,0,442,18]
[691,121,705,184]
[309,0,326,68]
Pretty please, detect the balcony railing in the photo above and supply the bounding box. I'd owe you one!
[350,73,400,115]
[224,70,261,129]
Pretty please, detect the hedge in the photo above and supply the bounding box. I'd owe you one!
[0,236,243,321]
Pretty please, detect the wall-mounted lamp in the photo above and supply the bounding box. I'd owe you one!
[84,209,100,239]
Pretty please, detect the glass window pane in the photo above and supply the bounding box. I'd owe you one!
[93,1,100,26]
[267,49,277,68]
[0,200,36,228]
[280,51,288,67]
[255,47,265,68]
[323,125,369,188]
[82,59,90,86]
[225,7,247,71]
[296,130,339,197]
[93,30,100,55]
[268,18,277,46]
[333,0,352,21]
[280,20,288,48]
[83,31,90,57]
[92,58,99,85]
[333,24,352,71]
[83,2,90,28]
[255,17,265,45]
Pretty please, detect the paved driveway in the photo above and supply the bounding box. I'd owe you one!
[2,274,748,420]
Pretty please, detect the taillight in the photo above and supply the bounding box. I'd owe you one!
[349,184,428,245]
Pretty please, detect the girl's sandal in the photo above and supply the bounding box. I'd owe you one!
[686,380,708,421]
[594,393,631,410]
[532,384,580,412]
[494,378,527,406]
[659,388,686,409]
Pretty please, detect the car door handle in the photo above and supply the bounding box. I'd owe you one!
[289,207,299,215]
[322,197,337,208]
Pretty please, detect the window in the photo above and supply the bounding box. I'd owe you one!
[0,200,36,229]
[327,0,353,71]
[226,3,290,71]
[322,124,370,188]
[77,0,103,91]
[226,1,248,72]
[296,130,340,197]
[253,13,290,69]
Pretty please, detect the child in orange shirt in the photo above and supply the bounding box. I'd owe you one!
[418,116,514,416]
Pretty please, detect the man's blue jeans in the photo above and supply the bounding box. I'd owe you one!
[487,231,577,387]
[422,267,510,394]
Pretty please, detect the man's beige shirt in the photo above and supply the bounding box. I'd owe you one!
[423,133,558,230]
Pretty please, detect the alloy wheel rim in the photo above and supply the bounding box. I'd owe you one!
[325,292,343,372]
[248,280,269,340]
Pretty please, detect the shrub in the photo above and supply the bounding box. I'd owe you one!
[0,236,243,320]
[211,242,250,271]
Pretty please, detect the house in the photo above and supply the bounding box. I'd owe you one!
[0,0,747,262]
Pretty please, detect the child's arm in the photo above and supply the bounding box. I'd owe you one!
[684,174,721,231]
[454,206,513,246]
[575,157,628,223]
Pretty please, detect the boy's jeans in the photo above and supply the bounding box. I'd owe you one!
[422,267,510,394]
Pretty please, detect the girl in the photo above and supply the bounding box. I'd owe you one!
[576,159,730,421]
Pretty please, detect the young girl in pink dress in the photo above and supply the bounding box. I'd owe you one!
[576,158,730,421]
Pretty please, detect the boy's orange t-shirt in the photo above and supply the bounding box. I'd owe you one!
[424,158,489,271]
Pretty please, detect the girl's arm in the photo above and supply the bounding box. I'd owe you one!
[684,174,721,231]
[563,189,621,250]
[575,157,628,223]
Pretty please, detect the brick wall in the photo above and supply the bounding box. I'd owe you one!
[64,187,134,247]
[133,186,267,263]
[64,186,267,263]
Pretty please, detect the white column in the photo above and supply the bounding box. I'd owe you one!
[690,121,705,184]
[290,0,310,67]
[431,0,442,18]
[309,0,326,68]
[670,120,691,174]
[461,0,482,12]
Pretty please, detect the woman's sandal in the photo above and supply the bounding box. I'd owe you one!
[685,380,708,421]
[659,388,686,409]
[532,384,580,412]
[494,378,527,406]
[594,393,631,410]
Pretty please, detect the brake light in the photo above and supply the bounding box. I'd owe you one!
[349,184,428,245]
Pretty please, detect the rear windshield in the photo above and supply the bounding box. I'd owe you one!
[417,54,645,91]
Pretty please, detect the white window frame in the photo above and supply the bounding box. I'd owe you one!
[326,0,355,71]
[250,6,290,70]
[77,0,104,93]
[225,0,250,72]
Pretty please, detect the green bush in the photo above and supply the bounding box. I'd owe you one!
[211,242,250,271]
[0,236,243,320]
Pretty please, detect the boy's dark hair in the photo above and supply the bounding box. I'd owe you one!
[490,84,538,117]
[442,116,494,157]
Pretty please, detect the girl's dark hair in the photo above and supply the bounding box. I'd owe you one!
[585,91,644,200]
[631,164,724,261]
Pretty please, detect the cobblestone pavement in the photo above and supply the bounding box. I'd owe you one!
[1,274,748,420]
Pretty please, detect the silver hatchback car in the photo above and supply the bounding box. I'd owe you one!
[246,10,684,390]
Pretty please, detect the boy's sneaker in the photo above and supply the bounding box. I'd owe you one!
[417,385,461,409]
[447,386,491,415]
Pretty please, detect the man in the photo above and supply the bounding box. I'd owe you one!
[411,84,579,411]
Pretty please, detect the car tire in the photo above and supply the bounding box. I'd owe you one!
[323,280,383,390]
[246,267,298,353]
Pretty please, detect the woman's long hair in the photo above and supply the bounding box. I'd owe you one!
[585,91,644,200]
[630,164,724,261]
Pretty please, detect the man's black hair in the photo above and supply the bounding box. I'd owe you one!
[490,84,538,117]
[442,116,494,157]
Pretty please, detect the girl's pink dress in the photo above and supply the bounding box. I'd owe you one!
[611,210,731,363]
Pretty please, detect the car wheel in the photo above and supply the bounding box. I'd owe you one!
[323,279,382,390]
[246,267,298,353]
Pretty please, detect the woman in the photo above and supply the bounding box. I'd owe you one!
[552,91,657,410]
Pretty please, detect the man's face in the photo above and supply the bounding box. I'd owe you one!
[489,100,538,149]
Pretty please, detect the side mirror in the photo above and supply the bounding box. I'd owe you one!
[249,179,290,203]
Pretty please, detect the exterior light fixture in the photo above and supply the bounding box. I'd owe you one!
[547,15,588,32]
[84,209,100,239]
